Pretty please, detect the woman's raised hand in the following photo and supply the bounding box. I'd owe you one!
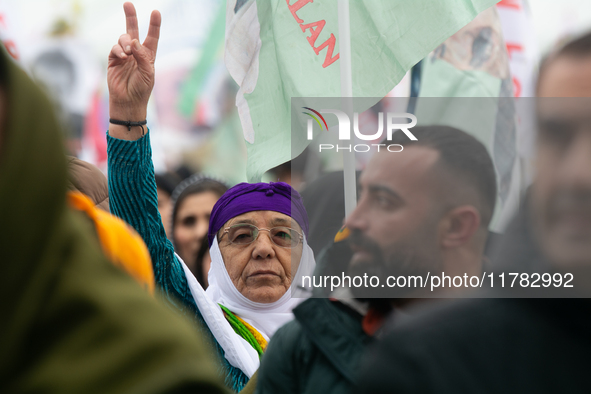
[108,2,160,138]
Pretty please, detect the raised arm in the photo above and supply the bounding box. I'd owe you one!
[106,5,252,391]
[106,2,193,314]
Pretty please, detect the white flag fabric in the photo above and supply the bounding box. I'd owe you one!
[225,0,501,182]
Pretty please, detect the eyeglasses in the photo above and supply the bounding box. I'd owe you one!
[219,223,303,248]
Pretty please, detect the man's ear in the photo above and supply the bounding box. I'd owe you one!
[439,205,481,248]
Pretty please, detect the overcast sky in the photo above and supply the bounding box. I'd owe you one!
[4,0,591,61]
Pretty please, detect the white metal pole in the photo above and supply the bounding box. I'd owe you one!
[338,0,357,217]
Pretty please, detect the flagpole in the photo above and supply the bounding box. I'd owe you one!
[338,0,357,217]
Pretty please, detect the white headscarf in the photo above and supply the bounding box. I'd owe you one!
[206,236,316,339]
[180,235,315,376]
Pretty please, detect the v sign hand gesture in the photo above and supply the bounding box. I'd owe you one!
[108,2,161,140]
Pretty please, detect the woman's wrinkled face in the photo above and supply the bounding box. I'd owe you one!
[218,211,303,303]
[174,191,219,268]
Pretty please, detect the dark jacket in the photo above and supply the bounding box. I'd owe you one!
[357,208,591,394]
[256,298,373,394]
[358,297,591,394]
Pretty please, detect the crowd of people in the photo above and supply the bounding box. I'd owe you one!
[2,1,591,393]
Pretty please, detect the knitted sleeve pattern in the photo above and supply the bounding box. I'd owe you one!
[107,131,249,392]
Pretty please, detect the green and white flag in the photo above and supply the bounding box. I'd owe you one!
[225,0,501,182]
[415,6,520,229]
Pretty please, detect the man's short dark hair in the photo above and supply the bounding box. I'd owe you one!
[538,31,591,92]
[384,125,497,227]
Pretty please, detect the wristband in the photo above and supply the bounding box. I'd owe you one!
[109,118,147,135]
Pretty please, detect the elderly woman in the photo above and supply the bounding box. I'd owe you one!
[106,3,315,392]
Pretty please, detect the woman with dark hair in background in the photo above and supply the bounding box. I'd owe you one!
[170,174,228,278]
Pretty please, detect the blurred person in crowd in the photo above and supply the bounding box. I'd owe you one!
[67,155,155,293]
[300,170,361,257]
[31,49,84,141]
[356,32,591,394]
[31,50,76,103]
[106,4,315,391]
[175,164,195,181]
[170,174,228,277]
[67,156,110,211]
[0,46,227,394]
[267,147,313,191]
[255,126,497,394]
[155,171,181,239]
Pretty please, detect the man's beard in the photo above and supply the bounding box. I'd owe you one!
[347,230,440,298]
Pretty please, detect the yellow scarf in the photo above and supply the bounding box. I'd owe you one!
[68,191,155,294]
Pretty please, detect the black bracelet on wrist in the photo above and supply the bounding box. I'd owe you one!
[109,118,147,135]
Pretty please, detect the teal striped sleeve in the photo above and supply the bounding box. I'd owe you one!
[107,131,195,314]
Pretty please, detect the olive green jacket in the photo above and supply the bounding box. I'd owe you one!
[0,48,228,394]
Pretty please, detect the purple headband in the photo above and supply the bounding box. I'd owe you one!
[208,182,309,246]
